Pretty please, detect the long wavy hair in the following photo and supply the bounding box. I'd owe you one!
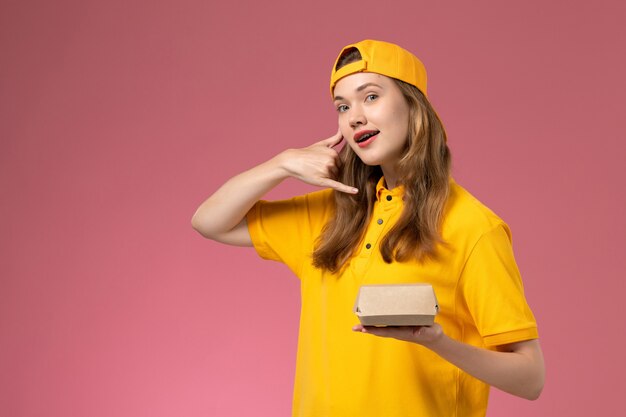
[312,48,452,273]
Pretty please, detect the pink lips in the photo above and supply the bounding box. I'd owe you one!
[355,131,379,148]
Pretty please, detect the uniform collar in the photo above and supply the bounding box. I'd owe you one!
[375,176,405,202]
[375,176,456,202]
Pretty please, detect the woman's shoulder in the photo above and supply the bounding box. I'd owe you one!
[302,187,335,206]
[270,187,336,222]
[442,179,510,238]
[292,188,336,231]
[280,188,334,215]
[263,187,334,206]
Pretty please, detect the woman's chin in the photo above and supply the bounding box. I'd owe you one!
[354,152,383,167]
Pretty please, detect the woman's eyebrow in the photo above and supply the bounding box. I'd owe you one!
[334,82,383,101]
[356,82,383,92]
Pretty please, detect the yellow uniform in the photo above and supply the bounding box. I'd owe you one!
[247,178,538,417]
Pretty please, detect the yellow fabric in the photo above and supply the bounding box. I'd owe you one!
[330,39,428,97]
[247,178,538,417]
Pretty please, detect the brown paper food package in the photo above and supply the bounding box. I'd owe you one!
[354,284,439,327]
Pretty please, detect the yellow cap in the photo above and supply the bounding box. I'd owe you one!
[330,40,428,98]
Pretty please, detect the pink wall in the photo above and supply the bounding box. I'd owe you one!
[1,0,625,415]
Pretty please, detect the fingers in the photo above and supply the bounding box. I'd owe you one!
[317,129,344,148]
[353,325,411,338]
[352,325,429,342]
[352,323,443,346]
[284,131,355,193]
[300,137,356,193]
[318,178,358,194]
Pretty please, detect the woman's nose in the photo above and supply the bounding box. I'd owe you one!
[349,107,366,127]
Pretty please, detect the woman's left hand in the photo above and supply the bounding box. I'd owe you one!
[352,323,444,347]
[352,322,545,400]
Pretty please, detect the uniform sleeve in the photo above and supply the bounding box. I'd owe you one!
[246,189,334,276]
[459,223,539,347]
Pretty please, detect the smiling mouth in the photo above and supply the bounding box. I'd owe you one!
[355,131,380,143]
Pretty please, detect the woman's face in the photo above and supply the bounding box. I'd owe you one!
[333,72,410,171]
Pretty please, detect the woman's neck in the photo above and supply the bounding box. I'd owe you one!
[381,165,399,189]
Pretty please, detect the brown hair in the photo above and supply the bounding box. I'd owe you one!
[312,48,451,273]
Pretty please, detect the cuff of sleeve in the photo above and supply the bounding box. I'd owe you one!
[483,327,539,347]
[246,202,278,261]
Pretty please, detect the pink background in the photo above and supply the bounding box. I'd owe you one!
[1,0,625,416]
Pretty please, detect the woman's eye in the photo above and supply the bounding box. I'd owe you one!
[336,104,349,113]
[366,94,378,102]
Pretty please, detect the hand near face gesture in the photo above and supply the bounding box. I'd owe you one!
[279,130,358,194]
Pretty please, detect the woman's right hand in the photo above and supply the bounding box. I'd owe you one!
[192,130,357,245]
[278,130,358,194]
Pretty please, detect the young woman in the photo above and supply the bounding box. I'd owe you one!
[192,39,545,417]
